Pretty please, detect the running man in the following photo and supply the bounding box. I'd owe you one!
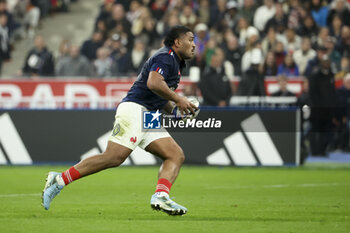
[42,25,197,216]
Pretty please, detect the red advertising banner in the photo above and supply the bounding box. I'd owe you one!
[0,78,343,109]
[0,78,194,109]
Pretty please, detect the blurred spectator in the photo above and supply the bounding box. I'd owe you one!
[224,1,239,30]
[95,20,108,40]
[297,78,311,107]
[107,3,129,31]
[160,10,180,37]
[283,28,301,53]
[340,26,350,56]
[126,38,148,74]
[50,0,71,13]
[126,0,142,23]
[237,48,265,96]
[277,53,300,77]
[21,35,54,77]
[197,0,210,25]
[253,0,275,32]
[109,33,129,75]
[106,4,132,48]
[270,75,296,96]
[241,26,259,73]
[0,0,19,39]
[293,37,317,75]
[261,27,278,54]
[324,36,342,72]
[308,54,336,156]
[0,13,10,74]
[264,2,287,34]
[335,74,350,151]
[262,51,278,76]
[327,0,350,27]
[111,0,129,11]
[304,45,328,76]
[310,0,329,27]
[222,34,242,75]
[239,0,256,25]
[56,39,70,63]
[297,14,319,45]
[94,47,113,77]
[204,37,218,67]
[316,27,329,48]
[168,0,184,12]
[329,14,343,40]
[138,17,159,49]
[80,31,104,61]
[150,0,167,21]
[95,0,114,25]
[297,78,312,160]
[209,0,227,32]
[130,6,152,37]
[13,0,40,38]
[199,47,232,106]
[35,0,51,17]
[24,1,40,38]
[274,41,286,66]
[236,17,250,46]
[179,5,198,30]
[56,45,93,77]
[192,23,209,69]
[335,56,350,80]
[288,0,304,30]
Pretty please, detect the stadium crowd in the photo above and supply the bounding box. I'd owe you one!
[9,0,348,80]
[1,0,350,155]
[0,0,76,73]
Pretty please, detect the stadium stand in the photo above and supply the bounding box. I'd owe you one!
[0,0,347,81]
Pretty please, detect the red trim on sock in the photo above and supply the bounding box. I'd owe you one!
[61,166,81,185]
[155,178,172,194]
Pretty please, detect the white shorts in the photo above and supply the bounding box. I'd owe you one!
[108,102,171,150]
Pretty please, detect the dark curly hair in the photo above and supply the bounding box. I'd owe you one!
[163,25,192,47]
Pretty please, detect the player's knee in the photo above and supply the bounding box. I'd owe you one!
[102,151,125,168]
[174,147,185,165]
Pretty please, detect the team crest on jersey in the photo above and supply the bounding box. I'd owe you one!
[112,123,121,136]
[130,137,137,144]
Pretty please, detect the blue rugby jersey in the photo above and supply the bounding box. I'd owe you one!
[121,46,185,110]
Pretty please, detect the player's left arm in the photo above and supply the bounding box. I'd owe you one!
[147,71,197,116]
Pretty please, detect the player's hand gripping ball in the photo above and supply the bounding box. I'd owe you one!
[172,96,200,121]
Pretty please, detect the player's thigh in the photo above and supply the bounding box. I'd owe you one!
[109,102,147,150]
[145,137,185,162]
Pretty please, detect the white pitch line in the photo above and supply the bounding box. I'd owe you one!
[205,183,350,190]
[262,183,350,188]
[0,193,41,198]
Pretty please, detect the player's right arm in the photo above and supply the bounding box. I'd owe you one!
[147,71,197,116]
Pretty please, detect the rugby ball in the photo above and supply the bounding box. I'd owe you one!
[172,96,200,120]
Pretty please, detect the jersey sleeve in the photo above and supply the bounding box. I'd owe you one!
[150,54,173,79]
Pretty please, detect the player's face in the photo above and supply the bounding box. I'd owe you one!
[178,32,195,60]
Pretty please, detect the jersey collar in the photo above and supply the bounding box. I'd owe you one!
[167,46,186,69]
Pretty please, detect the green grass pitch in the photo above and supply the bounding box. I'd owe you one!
[0,165,349,233]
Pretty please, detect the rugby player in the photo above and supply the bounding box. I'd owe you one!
[42,25,197,216]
